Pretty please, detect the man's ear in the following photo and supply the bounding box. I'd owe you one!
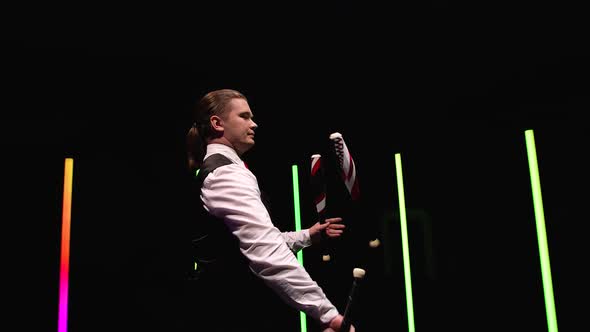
[210,115,224,132]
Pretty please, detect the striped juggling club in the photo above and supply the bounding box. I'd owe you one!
[329,132,380,249]
[329,132,360,201]
[310,154,331,262]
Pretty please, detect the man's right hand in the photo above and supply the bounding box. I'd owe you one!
[322,314,355,332]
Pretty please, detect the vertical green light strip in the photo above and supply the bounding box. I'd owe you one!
[524,129,558,332]
[395,153,416,332]
[291,165,307,332]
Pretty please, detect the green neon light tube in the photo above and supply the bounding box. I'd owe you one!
[395,153,415,332]
[291,165,307,332]
[525,129,558,332]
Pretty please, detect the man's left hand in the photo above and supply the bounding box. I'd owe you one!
[310,217,345,244]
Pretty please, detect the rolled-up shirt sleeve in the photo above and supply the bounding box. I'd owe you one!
[201,163,338,325]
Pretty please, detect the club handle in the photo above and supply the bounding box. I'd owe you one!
[341,268,365,331]
[340,280,357,331]
[318,215,332,261]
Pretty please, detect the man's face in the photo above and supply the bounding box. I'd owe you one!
[220,98,257,155]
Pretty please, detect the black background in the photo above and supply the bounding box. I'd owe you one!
[2,2,588,331]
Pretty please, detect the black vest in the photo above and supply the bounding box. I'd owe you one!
[190,154,299,330]
[138,154,297,331]
[188,153,253,283]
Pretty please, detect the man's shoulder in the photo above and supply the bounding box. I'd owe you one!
[202,153,234,172]
[198,153,247,185]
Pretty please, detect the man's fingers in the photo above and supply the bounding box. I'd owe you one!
[326,228,344,237]
[329,224,346,229]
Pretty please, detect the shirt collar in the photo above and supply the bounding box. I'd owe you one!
[204,143,244,166]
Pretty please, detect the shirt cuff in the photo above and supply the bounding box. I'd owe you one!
[319,306,339,325]
[303,229,312,247]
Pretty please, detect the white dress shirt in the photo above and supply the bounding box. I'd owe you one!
[200,143,339,325]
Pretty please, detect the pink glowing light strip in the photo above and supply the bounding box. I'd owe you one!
[58,158,74,332]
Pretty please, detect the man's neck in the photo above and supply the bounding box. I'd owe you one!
[208,137,241,156]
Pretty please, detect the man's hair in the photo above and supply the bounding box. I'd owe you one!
[186,89,247,173]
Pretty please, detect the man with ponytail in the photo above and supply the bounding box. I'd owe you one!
[182,89,353,332]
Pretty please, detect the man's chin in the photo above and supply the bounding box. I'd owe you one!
[237,141,255,155]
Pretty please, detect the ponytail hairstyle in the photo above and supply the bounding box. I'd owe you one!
[186,89,247,174]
